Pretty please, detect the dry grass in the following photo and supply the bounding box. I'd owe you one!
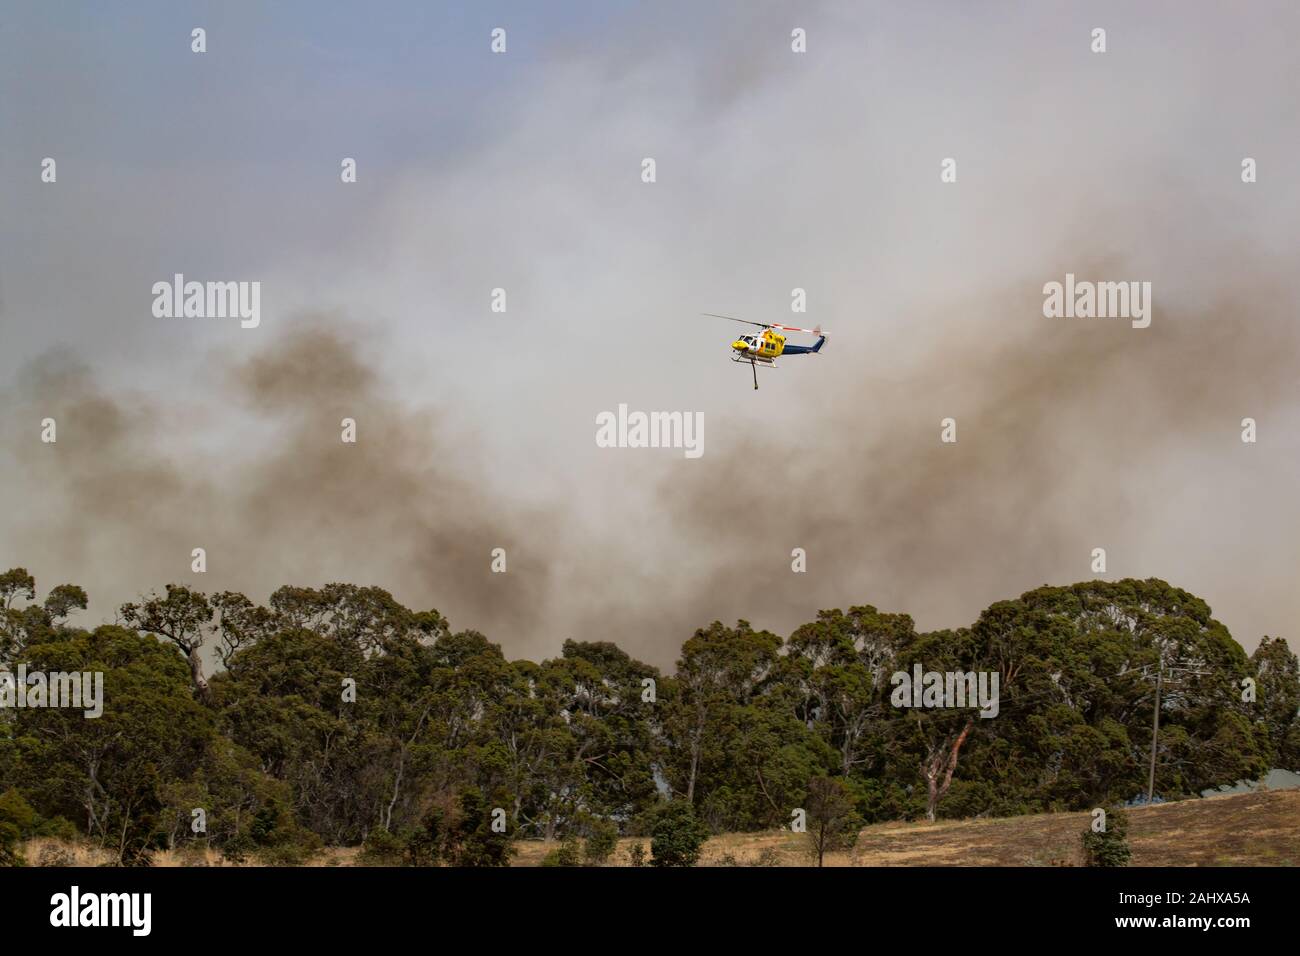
[841,788,1299,867]
[21,788,1299,867]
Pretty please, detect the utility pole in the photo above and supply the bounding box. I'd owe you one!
[1146,662,1162,806]
[1141,656,1207,806]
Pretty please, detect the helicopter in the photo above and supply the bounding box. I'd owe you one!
[703,313,827,389]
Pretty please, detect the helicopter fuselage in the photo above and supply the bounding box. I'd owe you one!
[731,331,784,361]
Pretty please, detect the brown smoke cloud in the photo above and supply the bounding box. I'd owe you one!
[2,321,558,658]
[565,261,1300,664]
[3,259,1297,671]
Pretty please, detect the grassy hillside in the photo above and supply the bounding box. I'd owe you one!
[21,789,1298,867]
[521,789,1300,867]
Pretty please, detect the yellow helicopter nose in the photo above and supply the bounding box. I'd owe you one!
[731,339,748,351]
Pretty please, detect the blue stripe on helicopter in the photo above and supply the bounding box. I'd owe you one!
[780,336,825,355]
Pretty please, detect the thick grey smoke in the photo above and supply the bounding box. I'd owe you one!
[2,324,559,657]
[625,265,1300,661]
[1,2,1297,666]
[4,263,1295,670]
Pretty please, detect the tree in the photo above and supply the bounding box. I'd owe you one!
[1251,636,1300,770]
[658,621,783,813]
[120,585,215,699]
[43,585,88,624]
[0,569,35,610]
[210,591,278,670]
[804,776,862,866]
[784,606,912,777]
[891,627,987,822]
[0,569,83,659]
[0,569,1274,865]
[13,625,214,864]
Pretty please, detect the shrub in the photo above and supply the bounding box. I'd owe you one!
[540,835,582,867]
[403,807,447,867]
[1081,806,1132,867]
[0,823,23,867]
[583,818,618,865]
[0,790,37,867]
[359,827,406,866]
[649,801,709,868]
[754,846,782,867]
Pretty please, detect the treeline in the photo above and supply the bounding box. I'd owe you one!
[0,569,1296,865]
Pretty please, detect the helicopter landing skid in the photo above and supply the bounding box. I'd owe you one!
[731,354,775,390]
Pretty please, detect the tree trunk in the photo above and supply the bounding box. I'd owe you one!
[923,718,974,822]
[187,647,210,701]
[686,741,700,803]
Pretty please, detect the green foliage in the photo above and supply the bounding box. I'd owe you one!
[649,801,709,867]
[402,806,447,867]
[0,788,36,833]
[0,788,36,867]
[359,828,406,866]
[0,568,1288,867]
[804,776,863,866]
[540,835,582,867]
[360,792,515,868]
[1251,637,1300,770]
[583,817,618,865]
[446,788,515,867]
[1081,806,1132,867]
[0,825,24,867]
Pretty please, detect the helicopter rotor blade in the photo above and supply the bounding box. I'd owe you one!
[703,313,827,336]
[768,322,825,336]
[702,312,773,329]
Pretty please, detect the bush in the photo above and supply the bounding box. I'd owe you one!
[0,790,37,867]
[540,835,582,867]
[173,843,210,867]
[0,823,24,867]
[257,842,314,866]
[754,846,782,867]
[359,827,406,866]
[1081,806,1132,867]
[444,789,514,867]
[403,807,447,867]
[222,832,255,865]
[626,841,647,867]
[649,802,709,868]
[584,818,618,865]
